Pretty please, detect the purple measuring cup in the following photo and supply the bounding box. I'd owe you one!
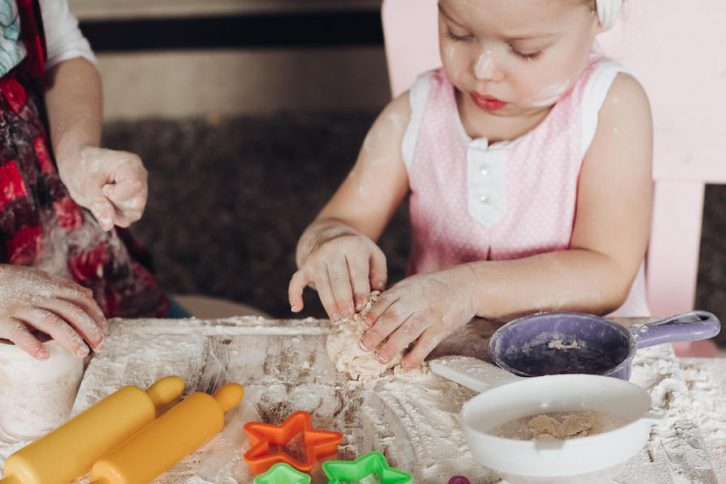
[488,310,720,380]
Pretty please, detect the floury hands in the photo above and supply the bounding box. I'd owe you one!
[58,146,148,231]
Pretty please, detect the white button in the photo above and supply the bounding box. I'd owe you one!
[479,195,490,204]
[480,167,488,176]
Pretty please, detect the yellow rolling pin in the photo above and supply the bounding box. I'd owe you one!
[91,382,244,484]
[1,376,185,484]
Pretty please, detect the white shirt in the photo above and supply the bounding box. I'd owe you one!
[0,0,95,78]
[41,0,96,69]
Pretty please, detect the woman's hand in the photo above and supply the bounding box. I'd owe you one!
[288,223,388,321]
[57,146,148,231]
[359,266,478,369]
[0,265,107,359]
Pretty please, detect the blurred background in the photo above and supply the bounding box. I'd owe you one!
[71,0,726,346]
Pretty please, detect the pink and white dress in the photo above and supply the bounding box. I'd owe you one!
[401,56,649,317]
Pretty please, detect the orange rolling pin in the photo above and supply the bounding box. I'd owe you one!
[91,382,244,484]
[1,376,185,484]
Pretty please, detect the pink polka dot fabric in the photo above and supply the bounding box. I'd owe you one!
[405,58,649,316]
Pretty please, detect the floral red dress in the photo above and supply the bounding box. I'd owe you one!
[0,0,168,317]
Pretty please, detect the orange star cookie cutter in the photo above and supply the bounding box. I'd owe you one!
[243,411,343,475]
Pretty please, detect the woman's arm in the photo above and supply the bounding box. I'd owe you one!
[44,57,103,165]
[44,58,148,230]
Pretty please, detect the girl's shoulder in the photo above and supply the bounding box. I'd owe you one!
[578,56,650,158]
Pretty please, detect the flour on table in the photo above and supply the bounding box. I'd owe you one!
[326,292,428,381]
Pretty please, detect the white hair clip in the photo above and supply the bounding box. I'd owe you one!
[596,0,623,30]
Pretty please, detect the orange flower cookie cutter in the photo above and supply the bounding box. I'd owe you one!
[243,410,343,475]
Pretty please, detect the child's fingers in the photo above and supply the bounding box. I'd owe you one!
[288,270,309,312]
[361,303,411,352]
[314,265,341,321]
[327,260,354,321]
[327,257,353,321]
[362,290,396,328]
[401,328,445,369]
[0,319,47,359]
[346,252,371,312]
[375,314,427,364]
[368,247,388,291]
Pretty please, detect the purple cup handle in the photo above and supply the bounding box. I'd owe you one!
[631,311,721,348]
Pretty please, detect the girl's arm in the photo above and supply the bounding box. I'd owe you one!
[363,74,653,368]
[45,58,149,231]
[289,93,412,319]
[467,74,653,318]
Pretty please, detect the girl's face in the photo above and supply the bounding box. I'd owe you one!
[438,0,601,117]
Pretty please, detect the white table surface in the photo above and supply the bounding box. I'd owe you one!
[1,316,722,483]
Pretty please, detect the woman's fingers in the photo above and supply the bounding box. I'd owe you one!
[39,298,105,351]
[103,181,146,226]
[16,308,89,358]
[57,285,108,339]
[0,318,47,359]
[90,198,115,231]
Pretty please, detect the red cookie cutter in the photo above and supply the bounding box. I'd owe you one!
[243,411,343,475]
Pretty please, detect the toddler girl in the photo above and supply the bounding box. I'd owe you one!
[290,0,652,370]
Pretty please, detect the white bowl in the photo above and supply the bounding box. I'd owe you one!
[461,374,664,482]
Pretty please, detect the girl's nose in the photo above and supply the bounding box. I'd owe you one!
[473,50,502,81]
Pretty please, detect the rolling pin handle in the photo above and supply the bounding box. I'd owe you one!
[213,383,244,413]
[145,376,185,408]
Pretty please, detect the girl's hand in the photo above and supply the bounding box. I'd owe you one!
[57,146,148,231]
[0,265,107,359]
[360,266,477,369]
[288,224,388,321]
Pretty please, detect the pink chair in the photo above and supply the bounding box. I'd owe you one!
[381,0,725,357]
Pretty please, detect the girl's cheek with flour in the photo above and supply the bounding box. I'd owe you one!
[437,0,604,115]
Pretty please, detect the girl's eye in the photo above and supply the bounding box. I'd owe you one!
[446,29,474,42]
[510,47,542,61]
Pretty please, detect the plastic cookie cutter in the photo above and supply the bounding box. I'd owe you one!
[243,410,343,474]
[253,463,311,484]
[322,451,413,484]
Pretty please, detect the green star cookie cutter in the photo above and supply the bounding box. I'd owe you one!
[253,463,312,484]
[322,451,413,484]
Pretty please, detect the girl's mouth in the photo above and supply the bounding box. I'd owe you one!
[471,93,507,111]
